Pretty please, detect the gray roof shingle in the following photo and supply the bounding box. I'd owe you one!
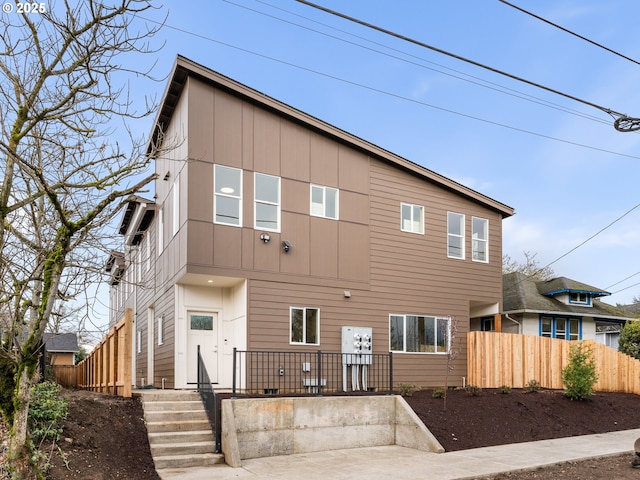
[43,332,79,353]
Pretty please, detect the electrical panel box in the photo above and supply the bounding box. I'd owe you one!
[341,326,373,365]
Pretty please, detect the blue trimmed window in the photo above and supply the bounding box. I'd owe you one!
[539,315,581,340]
[568,292,591,306]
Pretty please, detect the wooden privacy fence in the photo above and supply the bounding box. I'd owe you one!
[76,309,133,397]
[467,331,640,395]
[51,365,77,388]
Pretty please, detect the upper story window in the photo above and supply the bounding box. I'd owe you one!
[254,173,281,232]
[569,292,591,306]
[472,217,488,262]
[389,314,450,354]
[290,307,319,345]
[157,207,164,254]
[310,184,339,220]
[447,212,465,259]
[172,179,179,237]
[400,203,424,234]
[214,165,243,226]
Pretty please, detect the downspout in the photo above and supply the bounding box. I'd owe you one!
[505,314,522,334]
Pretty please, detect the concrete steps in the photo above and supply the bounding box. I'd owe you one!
[136,390,224,471]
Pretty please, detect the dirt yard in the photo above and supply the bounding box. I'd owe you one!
[1,387,640,479]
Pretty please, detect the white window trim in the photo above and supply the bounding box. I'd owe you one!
[400,202,424,234]
[157,316,164,346]
[158,207,164,254]
[137,330,142,354]
[145,232,151,272]
[447,212,465,259]
[389,313,450,354]
[471,216,489,263]
[214,165,243,227]
[310,184,339,220]
[254,172,281,232]
[172,179,179,237]
[289,306,320,346]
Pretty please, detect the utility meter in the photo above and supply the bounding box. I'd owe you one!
[341,326,373,365]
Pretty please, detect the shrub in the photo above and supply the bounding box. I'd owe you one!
[562,342,598,401]
[396,383,420,397]
[498,385,512,394]
[524,379,541,393]
[431,388,445,398]
[619,321,640,360]
[28,381,68,441]
[465,385,482,396]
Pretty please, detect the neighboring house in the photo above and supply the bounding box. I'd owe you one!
[43,332,79,366]
[495,272,636,349]
[107,55,514,390]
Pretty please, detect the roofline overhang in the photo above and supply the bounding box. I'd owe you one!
[543,288,610,297]
[503,309,636,322]
[147,55,515,219]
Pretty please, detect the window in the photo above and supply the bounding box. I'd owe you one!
[447,212,465,259]
[158,207,164,254]
[214,165,242,226]
[172,179,179,236]
[389,314,450,353]
[540,316,581,340]
[157,316,164,346]
[472,217,488,262]
[255,173,281,231]
[400,203,424,234]
[310,184,339,220]
[137,330,142,354]
[145,232,151,272]
[569,292,591,306]
[290,307,319,345]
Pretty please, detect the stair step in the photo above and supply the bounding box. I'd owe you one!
[143,400,203,411]
[135,391,201,402]
[151,440,217,456]
[145,419,211,433]
[154,452,224,470]
[144,409,208,423]
[148,430,213,444]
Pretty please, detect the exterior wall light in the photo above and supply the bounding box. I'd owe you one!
[282,240,291,253]
[260,233,271,243]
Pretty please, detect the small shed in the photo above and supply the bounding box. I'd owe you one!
[44,332,79,366]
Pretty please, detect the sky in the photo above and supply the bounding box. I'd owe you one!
[93,0,640,326]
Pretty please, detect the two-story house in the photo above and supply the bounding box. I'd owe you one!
[108,55,514,390]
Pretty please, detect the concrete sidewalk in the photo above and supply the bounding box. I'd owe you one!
[157,428,640,479]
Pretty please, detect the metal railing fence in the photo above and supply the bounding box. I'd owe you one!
[197,345,221,452]
[232,348,393,397]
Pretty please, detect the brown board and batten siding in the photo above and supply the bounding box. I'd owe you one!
[142,56,514,389]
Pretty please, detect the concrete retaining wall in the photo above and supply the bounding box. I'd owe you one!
[221,395,444,467]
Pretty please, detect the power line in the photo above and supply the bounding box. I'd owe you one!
[295,0,640,131]
[605,271,640,290]
[239,0,611,127]
[499,0,640,66]
[137,13,640,161]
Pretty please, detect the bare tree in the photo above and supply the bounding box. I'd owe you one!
[502,250,555,281]
[0,2,164,477]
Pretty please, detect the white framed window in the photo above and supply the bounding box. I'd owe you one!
[389,314,450,354]
[569,292,591,306]
[472,217,488,263]
[158,207,164,254]
[145,232,151,272]
[157,316,164,346]
[400,203,424,234]
[172,179,179,237]
[290,307,319,345]
[214,165,242,226]
[255,172,281,232]
[447,212,465,259]
[137,330,142,354]
[310,184,339,220]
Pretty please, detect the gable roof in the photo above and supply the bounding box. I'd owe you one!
[503,272,634,321]
[148,55,514,219]
[43,332,79,353]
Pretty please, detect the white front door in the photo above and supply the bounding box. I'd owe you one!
[187,311,218,385]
